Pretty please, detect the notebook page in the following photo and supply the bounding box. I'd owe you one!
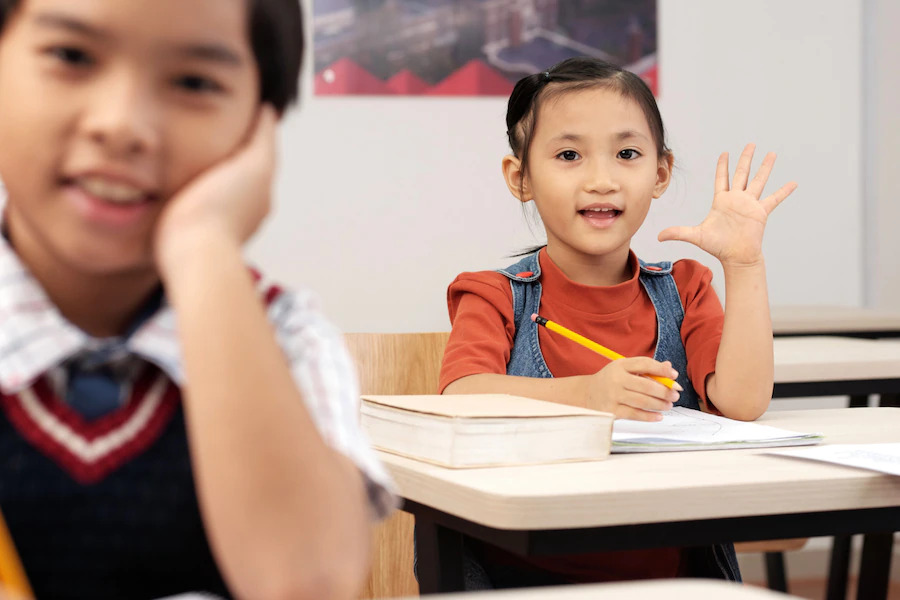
[613,407,820,444]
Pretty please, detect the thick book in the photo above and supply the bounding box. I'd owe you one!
[360,394,614,468]
[612,407,824,452]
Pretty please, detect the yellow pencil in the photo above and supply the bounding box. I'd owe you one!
[531,313,681,390]
[0,507,33,599]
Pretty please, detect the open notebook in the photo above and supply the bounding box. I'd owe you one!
[612,407,824,452]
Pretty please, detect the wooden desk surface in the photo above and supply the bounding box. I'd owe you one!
[772,305,900,335]
[380,408,900,531]
[389,579,797,599]
[773,336,900,382]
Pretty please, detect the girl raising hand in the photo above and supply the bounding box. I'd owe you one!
[439,57,796,588]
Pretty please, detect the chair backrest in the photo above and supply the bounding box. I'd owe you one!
[345,332,450,599]
[346,332,450,396]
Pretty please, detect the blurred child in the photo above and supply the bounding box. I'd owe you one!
[0,1,394,598]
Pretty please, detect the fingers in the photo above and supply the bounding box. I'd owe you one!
[658,225,701,247]
[615,405,666,422]
[731,143,756,191]
[714,152,729,193]
[594,359,681,422]
[621,357,679,380]
[616,375,679,421]
[746,151,776,198]
[760,181,798,214]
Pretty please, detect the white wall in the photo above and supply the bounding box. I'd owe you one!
[867,0,900,308]
[247,0,864,332]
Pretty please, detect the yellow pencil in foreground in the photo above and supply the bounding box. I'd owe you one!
[0,507,33,599]
[531,313,681,391]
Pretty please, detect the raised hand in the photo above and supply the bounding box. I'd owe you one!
[658,144,797,267]
[582,357,681,421]
[154,105,278,276]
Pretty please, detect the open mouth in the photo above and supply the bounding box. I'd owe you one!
[578,207,621,220]
[64,176,157,206]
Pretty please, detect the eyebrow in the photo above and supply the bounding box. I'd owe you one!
[615,130,651,142]
[173,44,244,67]
[547,130,651,145]
[33,12,111,39]
[547,133,585,145]
[31,12,245,67]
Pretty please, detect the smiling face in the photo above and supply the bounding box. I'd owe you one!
[505,85,672,282]
[0,0,259,279]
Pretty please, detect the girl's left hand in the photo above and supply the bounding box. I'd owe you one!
[657,143,797,267]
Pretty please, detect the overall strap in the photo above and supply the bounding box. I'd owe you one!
[637,259,701,411]
[496,251,552,379]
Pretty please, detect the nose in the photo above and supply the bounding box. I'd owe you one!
[583,157,620,194]
[81,71,160,158]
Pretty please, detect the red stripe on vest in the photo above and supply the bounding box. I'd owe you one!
[0,369,180,484]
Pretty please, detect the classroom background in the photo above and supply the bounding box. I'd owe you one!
[243,2,900,587]
[247,0,900,336]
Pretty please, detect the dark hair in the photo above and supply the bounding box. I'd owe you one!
[0,0,303,113]
[506,57,669,195]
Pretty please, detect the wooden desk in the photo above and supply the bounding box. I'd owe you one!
[388,579,799,599]
[772,306,900,338]
[385,408,900,596]
[772,336,900,399]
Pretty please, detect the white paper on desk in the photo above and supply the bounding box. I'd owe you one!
[611,407,823,452]
[767,443,900,476]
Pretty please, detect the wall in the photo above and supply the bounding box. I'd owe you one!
[247,0,865,333]
[866,0,900,308]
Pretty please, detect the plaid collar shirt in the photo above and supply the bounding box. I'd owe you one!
[0,231,396,517]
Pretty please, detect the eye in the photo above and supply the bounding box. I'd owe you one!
[174,75,224,94]
[557,150,581,161]
[618,149,641,160]
[46,46,93,67]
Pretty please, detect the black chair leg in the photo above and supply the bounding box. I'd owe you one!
[848,394,869,408]
[878,393,900,407]
[856,532,893,600]
[764,551,788,592]
[826,534,853,600]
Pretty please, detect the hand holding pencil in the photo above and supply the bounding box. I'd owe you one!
[532,314,683,422]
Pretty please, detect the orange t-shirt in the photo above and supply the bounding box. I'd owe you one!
[439,248,725,583]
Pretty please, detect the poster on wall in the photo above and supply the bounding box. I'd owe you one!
[313,0,658,96]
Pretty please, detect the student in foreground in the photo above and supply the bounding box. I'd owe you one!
[439,57,797,587]
[0,0,394,598]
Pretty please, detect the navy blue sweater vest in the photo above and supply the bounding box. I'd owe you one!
[0,385,231,599]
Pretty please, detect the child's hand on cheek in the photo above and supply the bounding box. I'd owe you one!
[657,144,797,268]
[154,105,278,279]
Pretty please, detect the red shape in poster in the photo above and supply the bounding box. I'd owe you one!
[315,58,390,95]
[386,70,430,95]
[425,60,514,96]
[640,64,658,95]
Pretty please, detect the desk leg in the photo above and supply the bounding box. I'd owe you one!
[848,395,869,408]
[826,534,852,600]
[415,516,466,594]
[764,551,788,592]
[856,532,894,600]
[878,393,900,408]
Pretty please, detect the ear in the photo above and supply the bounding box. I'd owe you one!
[501,154,531,202]
[653,151,674,198]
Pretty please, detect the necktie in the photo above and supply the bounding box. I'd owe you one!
[66,363,122,420]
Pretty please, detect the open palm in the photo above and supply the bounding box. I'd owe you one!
[658,144,797,267]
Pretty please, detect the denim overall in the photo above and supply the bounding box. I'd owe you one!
[455,251,741,589]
